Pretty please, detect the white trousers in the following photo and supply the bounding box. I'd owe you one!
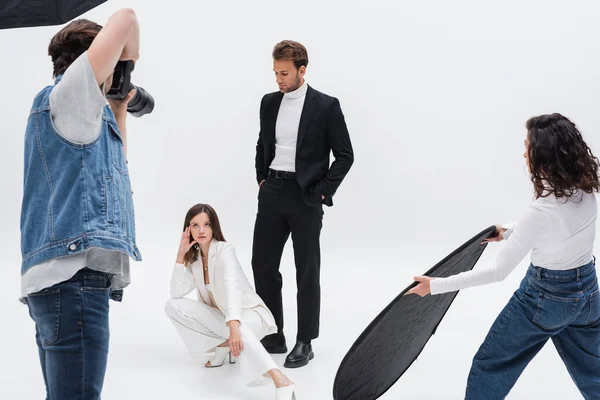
[165,297,278,386]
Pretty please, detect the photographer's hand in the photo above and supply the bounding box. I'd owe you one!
[108,88,136,118]
[108,88,136,157]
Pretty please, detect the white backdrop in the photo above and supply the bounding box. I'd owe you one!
[1,0,599,399]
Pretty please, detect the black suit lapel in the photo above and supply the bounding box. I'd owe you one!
[267,92,284,143]
[296,85,317,151]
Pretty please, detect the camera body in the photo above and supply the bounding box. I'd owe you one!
[106,60,154,118]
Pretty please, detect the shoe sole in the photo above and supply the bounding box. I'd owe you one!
[264,345,288,354]
[284,351,314,368]
[205,360,236,368]
[205,352,236,368]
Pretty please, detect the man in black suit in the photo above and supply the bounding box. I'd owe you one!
[252,40,354,368]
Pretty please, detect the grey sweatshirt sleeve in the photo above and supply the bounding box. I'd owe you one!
[49,51,108,145]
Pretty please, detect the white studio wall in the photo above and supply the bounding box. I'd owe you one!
[1,0,599,399]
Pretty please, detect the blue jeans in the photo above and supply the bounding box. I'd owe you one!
[465,260,600,399]
[26,268,111,400]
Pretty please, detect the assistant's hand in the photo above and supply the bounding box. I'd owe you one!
[176,227,197,264]
[481,224,507,245]
[227,321,243,357]
[405,276,434,297]
[108,88,136,119]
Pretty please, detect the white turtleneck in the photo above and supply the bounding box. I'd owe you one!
[270,81,308,172]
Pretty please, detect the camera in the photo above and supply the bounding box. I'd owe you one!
[106,60,154,118]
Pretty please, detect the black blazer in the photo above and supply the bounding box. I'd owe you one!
[255,85,354,207]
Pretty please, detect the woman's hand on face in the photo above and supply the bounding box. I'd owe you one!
[405,276,433,297]
[176,227,197,264]
[228,321,243,357]
[481,224,507,244]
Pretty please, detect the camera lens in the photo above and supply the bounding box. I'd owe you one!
[127,85,154,117]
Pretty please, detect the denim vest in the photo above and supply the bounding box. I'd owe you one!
[20,76,142,275]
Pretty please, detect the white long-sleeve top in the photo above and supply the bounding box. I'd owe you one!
[430,191,597,295]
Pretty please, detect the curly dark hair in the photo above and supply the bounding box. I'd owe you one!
[48,19,102,78]
[526,113,600,199]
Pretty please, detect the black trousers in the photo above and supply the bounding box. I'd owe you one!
[251,174,324,341]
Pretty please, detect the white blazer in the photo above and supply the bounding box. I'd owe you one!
[170,239,277,332]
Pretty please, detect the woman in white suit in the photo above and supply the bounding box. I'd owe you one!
[165,204,296,400]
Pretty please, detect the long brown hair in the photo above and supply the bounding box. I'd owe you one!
[182,204,226,266]
[48,19,102,78]
[526,113,600,199]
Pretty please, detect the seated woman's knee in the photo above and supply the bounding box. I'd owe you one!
[165,297,179,317]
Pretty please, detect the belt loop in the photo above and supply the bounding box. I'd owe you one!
[536,267,542,280]
[577,267,580,282]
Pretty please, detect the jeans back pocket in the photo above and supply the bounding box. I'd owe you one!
[533,292,579,331]
[27,288,61,347]
[585,289,600,325]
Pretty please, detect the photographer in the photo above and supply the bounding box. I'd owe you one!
[20,8,143,399]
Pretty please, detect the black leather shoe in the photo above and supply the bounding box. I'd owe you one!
[260,332,287,354]
[284,341,314,368]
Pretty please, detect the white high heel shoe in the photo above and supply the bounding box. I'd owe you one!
[276,383,297,400]
[205,346,237,368]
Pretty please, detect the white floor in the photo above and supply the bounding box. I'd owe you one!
[1,244,585,399]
